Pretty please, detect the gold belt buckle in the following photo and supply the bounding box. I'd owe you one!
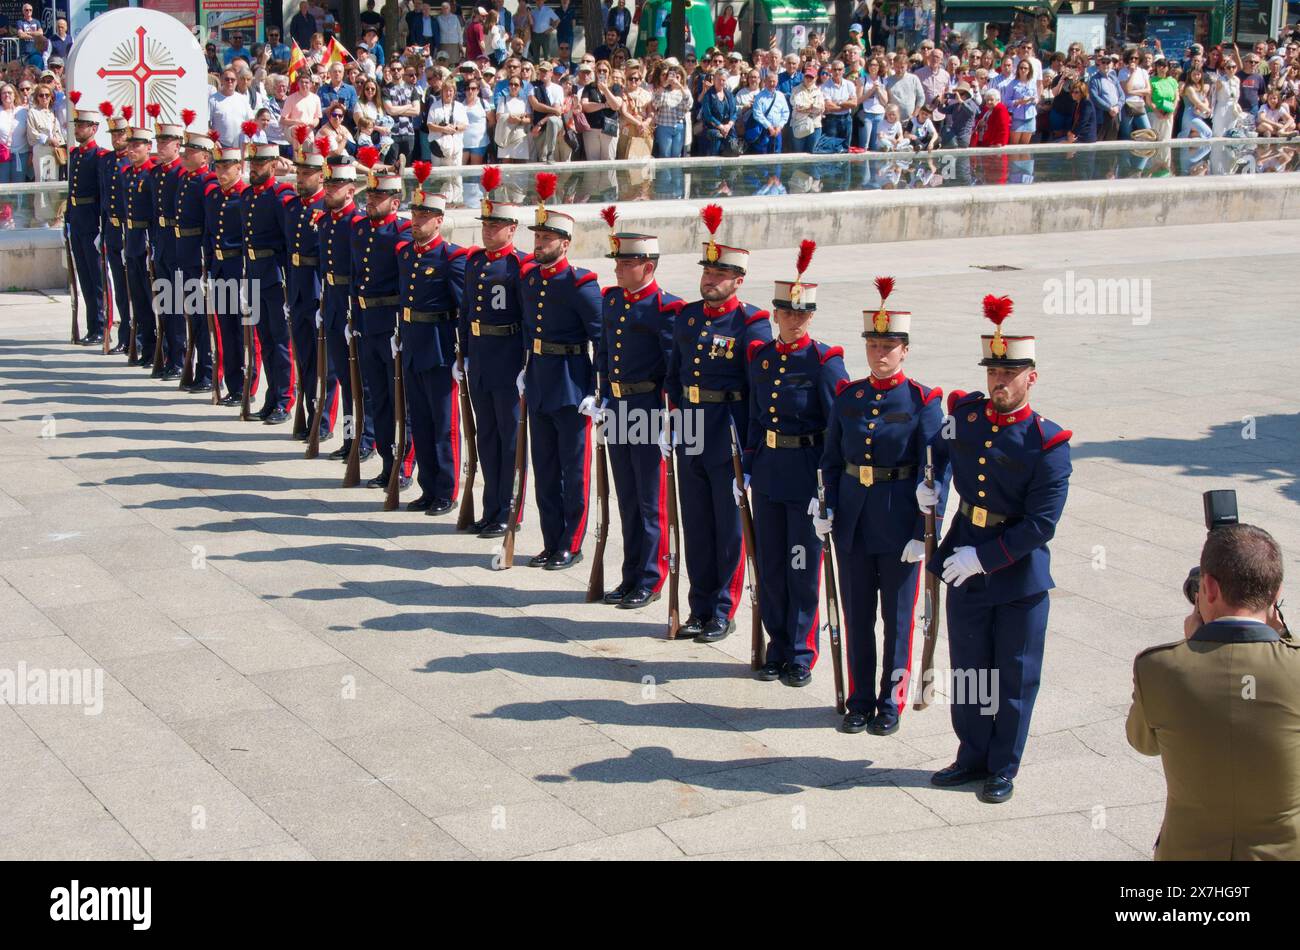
[532,338,543,355]
[291,253,300,267]
[402,307,412,322]
[326,273,334,285]
[358,297,368,310]
[471,320,481,336]
[246,248,256,259]
[687,385,700,404]
[970,505,988,528]
[765,430,777,449]
[158,216,166,226]
[611,382,623,398]
[173,226,182,237]
[859,465,874,488]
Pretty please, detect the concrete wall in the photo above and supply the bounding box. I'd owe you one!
[11,172,1300,291]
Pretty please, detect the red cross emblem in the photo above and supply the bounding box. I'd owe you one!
[97,26,187,121]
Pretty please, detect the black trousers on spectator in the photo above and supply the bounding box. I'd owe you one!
[390,133,415,166]
[1099,110,1120,141]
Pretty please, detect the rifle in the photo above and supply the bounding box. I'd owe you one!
[729,420,764,670]
[500,353,530,569]
[914,445,942,711]
[179,267,198,389]
[305,306,328,459]
[239,294,254,421]
[342,300,364,488]
[817,469,846,714]
[455,355,479,530]
[383,325,406,511]
[585,382,609,602]
[663,394,681,639]
[150,259,165,377]
[64,226,80,344]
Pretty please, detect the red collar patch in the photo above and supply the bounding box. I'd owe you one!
[775,333,811,355]
[331,200,356,220]
[869,371,905,390]
[486,242,515,262]
[252,177,277,194]
[624,281,659,304]
[541,258,569,279]
[985,401,1033,426]
[414,234,444,255]
[703,295,739,317]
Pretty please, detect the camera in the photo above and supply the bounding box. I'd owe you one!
[1183,489,1239,603]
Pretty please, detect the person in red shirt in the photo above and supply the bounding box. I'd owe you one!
[714,4,738,52]
[974,88,1011,147]
[465,7,486,61]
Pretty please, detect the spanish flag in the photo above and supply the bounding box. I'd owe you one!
[287,40,307,84]
[324,36,353,66]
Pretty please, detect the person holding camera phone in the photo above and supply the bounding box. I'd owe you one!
[1126,516,1300,860]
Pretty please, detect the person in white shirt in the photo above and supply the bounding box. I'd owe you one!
[876,103,906,151]
[819,59,857,144]
[527,63,564,163]
[426,79,468,166]
[436,2,464,63]
[208,67,254,146]
[529,0,560,61]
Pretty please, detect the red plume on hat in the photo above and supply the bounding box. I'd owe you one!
[700,203,723,260]
[599,205,617,230]
[795,240,816,278]
[98,101,114,118]
[314,135,332,158]
[356,145,380,168]
[121,105,133,121]
[293,124,310,145]
[181,108,196,127]
[69,90,82,106]
[240,119,259,138]
[874,276,895,304]
[983,294,1014,357]
[146,103,161,120]
[535,172,557,202]
[411,161,433,189]
[208,130,220,144]
[480,164,501,193]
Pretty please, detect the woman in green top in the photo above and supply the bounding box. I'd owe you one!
[1149,59,1180,141]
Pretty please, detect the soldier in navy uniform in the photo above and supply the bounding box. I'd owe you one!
[663,207,772,643]
[816,278,947,733]
[99,107,133,355]
[284,136,329,441]
[595,219,681,608]
[351,162,415,489]
[150,116,186,379]
[744,246,848,687]
[121,125,157,367]
[65,99,107,346]
[457,174,530,538]
[173,125,218,393]
[918,296,1072,804]
[516,183,603,571]
[205,146,250,406]
[320,156,373,463]
[398,164,468,514]
[242,142,297,424]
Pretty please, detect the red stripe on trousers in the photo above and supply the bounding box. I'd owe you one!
[651,457,669,593]
[894,565,923,716]
[803,551,822,667]
[568,415,593,553]
[327,381,340,430]
[724,532,746,621]
[450,378,462,499]
[101,249,113,334]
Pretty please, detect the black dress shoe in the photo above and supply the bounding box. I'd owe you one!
[602,583,633,606]
[477,522,508,539]
[756,661,784,682]
[694,618,734,643]
[406,495,434,511]
[366,474,388,489]
[328,444,349,460]
[219,394,241,407]
[80,333,103,346]
[470,517,490,533]
[257,405,274,420]
[782,663,812,687]
[618,587,659,609]
[187,382,213,394]
[544,550,583,571]
[930,763,990,788]
[678,616,706,639]
[528,550,554,568]
[866,713,900,736]
[841,712,871,733]
[264,409,290,425]
[978,775,1014,804]
[357,446,375,463]
[424,498,454,516]
[108,343,128,355]
[318,429,333,443]
[161,369,182,381]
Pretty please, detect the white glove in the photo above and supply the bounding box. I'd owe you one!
[901,539,926,563]
[390,332,400,358]
[315,311,323,330]
[343,324,353,343]
[657,425,681,459]
[515,368,525,396]
[942,546,984,587]
[916,481,940,513]
[732,473,751,507]
[578,395,600,419]
[452,358,465,383]
[807,497,833,539]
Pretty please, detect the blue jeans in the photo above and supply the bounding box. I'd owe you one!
[1120,108,1151,139]
[748,129,782,154]
[822,112,850,143]
[856,112,884,149]
[0,154,20,183]
[793,130,820,153]
[654,122,685,158]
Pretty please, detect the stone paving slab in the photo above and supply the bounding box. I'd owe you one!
[2,220,1297,859]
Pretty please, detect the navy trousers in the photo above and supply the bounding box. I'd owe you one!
[289,300,330,433]
[105,248,131,349]
[752,489,821,669]
[608,436,668,592]
[179,265,213,387]
[407,365,459,502]
[946,586,1050,780]
[837,548,922,718]
[160,263,185,372]
[125,255,156,357]
[470,381,522,525]
[215,310,254,403]
[529,404,591,555]
[323,289,372,452]
[251,281,292,414]
[359,331,413,479]
[676,451,745,624]
[68,226,104,335]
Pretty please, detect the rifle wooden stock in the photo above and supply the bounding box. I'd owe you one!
[305,308,328,459]
[65,229,80,344]
[729,421,764,670]
[817,469,846,714]
[239,316,254,421]
[914,445,942,711]
[500,354,530,569]
[663,395,681,639]
[383,328,406,511]
[455,358,478,530]
[585,385,609,603]
[343,306,364,488]
[150,261,164,377]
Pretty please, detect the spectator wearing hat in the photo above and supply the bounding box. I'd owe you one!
[528,63,565,163]
[1087,55,1123,140]
[939,81,978,147]
[790,65,826,152]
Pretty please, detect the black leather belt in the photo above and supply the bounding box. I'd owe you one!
[610,380,657,398]
[686,385,743,404]
[959,500,1010,528]
[326,273,350,285]
[158,216,175,227]
[70,196,96,206]
[845,463,917,487]
[246,247,277,260]
[358,294,400,309]
[402,308,455,324]
[291,253,319,266]
[214,248,241,260]
[531,339,585,356]
[109,216,122,227]
[127,220,150,229]
[764,430,823,449]
[174,226,203,237]
[471,320,519,337]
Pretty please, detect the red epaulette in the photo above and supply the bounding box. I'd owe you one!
[819,345,844,364]
[446,245,469,260]
[947,389,971,415]
[574,271,598,287]
[745,308,770,325]
[520,261,539,277]
[518,252,535,266]
[351,217,367,230]
[395,239,412,254]
[909,379,942,405]
[835,379,853,396]
[601,285,617,297]
[203,182,220,195]
[1037,418,1073,451]
[747,339,767,362]
[659,296,684,314]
